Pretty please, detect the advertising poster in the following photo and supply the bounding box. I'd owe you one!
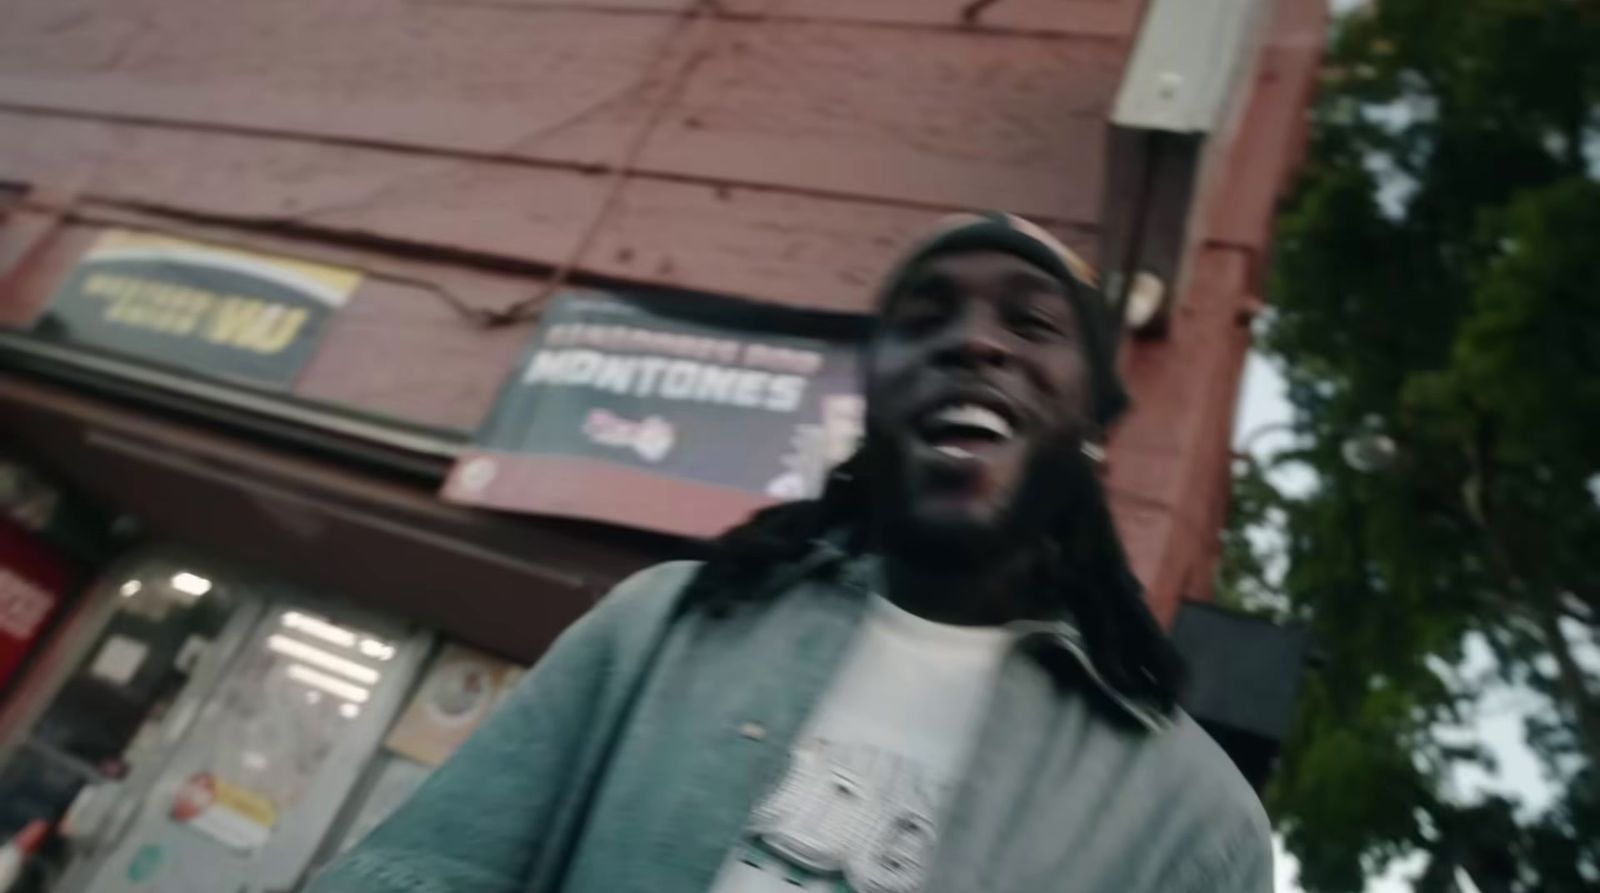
[32,229,361,388]
[383,644,525,768]
[443,289,865,538]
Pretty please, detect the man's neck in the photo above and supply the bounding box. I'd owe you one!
[880,546,1044,627]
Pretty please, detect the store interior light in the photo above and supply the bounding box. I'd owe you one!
[281,611,358,648]
[171,572,213,597]
[358,639,396,661]
[286,663,370,703]
[119,580,142,597]
[267,634,380,684]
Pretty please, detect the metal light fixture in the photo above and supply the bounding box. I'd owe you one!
[1122,270,1169,334]
[1339,415,1398,473]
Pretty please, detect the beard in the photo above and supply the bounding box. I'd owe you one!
[864,429,1088,573]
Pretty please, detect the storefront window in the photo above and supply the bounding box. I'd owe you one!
[31,559,242,771]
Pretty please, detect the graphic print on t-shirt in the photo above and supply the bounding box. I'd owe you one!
[729,740,946,893]
[709,595,1015,893]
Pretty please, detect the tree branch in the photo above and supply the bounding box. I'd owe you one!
[1465,431,1600,766]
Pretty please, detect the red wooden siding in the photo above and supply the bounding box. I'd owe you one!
[1109,0,1328,620]
[0,0,1327,620]
[0,0,1127,221]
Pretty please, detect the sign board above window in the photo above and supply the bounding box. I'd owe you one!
[443,290,864,539]
[32,229,361,389]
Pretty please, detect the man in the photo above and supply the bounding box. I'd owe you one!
[310,213,1272,893]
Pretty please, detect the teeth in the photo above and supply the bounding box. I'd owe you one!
[935,445,974,459]
[932,403,1013,439]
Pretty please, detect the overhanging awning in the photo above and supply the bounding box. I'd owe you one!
[0,372,675,662]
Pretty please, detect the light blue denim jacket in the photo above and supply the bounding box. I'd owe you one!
[309,554,1272,893]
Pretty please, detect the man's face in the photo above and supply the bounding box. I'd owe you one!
[865,249,1093,557]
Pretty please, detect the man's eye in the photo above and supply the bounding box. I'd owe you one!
[1012,309,1068,339]
[889,295,948,330]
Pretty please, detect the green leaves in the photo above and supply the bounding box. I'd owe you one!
[1232,1,1600,888]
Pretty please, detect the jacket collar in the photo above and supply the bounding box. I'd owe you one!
[1006,618,1171,733]
[826,545,1171,734]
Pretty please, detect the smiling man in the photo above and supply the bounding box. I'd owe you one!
[310,213,1272,893]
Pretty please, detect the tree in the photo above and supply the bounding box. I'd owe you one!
[1222,1,1600,889]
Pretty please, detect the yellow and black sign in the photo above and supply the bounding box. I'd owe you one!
[35,230,362,388]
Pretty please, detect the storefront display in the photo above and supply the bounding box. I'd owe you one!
[68,601,428,893]
[0,450,539,893]
[0,553,243,841]
[0,548,434,893]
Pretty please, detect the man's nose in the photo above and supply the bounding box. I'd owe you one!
[937,309,1013,369]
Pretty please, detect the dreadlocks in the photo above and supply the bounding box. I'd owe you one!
[678,450,869,613]
[679,442,1185,714]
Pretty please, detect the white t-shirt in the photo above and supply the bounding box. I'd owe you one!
[710,595,1013,893]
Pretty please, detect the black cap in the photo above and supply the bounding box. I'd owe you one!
[877,212,1129,427]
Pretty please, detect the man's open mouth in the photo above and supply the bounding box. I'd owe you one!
[915,400,1018,460]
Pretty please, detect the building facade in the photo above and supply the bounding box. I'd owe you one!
[0,0,1325,885]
